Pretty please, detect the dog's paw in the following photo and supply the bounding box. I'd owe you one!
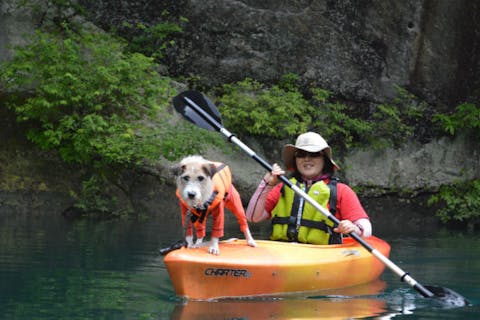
[186,236,204,248]
[244,229,257,247]
[208,245,220,255]
[208,237,220,255]
[247,238,257,247]
[185,235,194,248]
[187,237,203,248]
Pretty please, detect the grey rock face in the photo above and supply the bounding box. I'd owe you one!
[68,0,480,105]
[1,0,479,216]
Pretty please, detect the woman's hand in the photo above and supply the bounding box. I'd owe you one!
[263,163,285,186]
[334,220,362,235]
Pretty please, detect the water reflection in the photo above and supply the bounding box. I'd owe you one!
[172,297,385,320]
[171,280,387,320]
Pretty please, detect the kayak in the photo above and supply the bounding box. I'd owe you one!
[164,236,390,300]
[163,236,390,300]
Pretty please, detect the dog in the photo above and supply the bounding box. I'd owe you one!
[172,155,256,255]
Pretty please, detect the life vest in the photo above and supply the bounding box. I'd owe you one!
[176,163,231,225]
[270,177,342,245]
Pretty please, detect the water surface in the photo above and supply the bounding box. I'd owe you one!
[0,212,479,319]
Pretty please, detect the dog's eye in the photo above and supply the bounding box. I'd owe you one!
[197,176,205,182]
[182,176,190,182]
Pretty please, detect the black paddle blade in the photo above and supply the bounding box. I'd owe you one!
[159,239,187,256]
[424,285,471,307]
[173,90,222,131]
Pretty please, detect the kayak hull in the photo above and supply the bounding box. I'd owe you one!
[164,236,390,300]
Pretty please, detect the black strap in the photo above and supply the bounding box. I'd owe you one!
[272,216,331,233]
[287,182,310,241]
[327,177,342,244]
[272,216,296,226]
[191,190,219,224]
[328,177,338,215]
[300,219,329,231]
[213,163,227,174]
[190,213,199,223]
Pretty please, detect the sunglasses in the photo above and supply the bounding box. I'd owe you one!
[295,150,324,158]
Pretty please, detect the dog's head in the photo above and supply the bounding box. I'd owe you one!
[172,155,216,208]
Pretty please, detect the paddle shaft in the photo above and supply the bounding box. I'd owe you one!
[181,96,435,298]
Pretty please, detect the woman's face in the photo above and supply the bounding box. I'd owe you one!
[295,150,324,180]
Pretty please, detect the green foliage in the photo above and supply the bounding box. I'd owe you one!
[122,15,184,61]
[216,76,429,152]
[0,24,224,215]
[433,102,480,138]
[309,88,373,151]
[1,26,170,167]
[366,87,427,149]
[368,104,414,149]
[152,119,227,160]
[428,180,480,229]
[216,74,374,152]
[217,76,317,138]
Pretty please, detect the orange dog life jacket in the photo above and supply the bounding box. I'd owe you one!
[176,162,248,238]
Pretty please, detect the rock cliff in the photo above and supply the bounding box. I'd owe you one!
[1,0,479,217]
[77,0,480,106]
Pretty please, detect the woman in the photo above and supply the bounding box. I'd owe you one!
[246,132,372,244]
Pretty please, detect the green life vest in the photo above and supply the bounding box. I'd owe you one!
[270,177,341,245]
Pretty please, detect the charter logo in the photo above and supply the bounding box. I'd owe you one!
[204,267,251,278]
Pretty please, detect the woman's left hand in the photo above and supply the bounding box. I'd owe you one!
[334,220,361,235]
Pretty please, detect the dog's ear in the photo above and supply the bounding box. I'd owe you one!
[202,163,217,178]
[171,164,186,177]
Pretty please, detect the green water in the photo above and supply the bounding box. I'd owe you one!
[0,212,479,319]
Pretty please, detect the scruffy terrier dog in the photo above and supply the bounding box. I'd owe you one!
[173,155,256,255]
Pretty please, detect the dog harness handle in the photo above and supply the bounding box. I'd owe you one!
[191,190,219,224]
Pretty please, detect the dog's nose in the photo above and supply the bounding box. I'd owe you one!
[187,192,196,199]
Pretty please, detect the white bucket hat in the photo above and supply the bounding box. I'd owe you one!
[283,132,339,171]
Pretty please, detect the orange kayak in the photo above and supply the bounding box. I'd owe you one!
[164,236,390,300]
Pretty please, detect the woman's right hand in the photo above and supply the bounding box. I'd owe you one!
[264,163,285,186]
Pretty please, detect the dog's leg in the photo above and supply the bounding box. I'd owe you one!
[224,185,257,248]
[194,237,203,247]
[185,235,194,248]
[208,237,220,255]
[185,236,203,248]
[184,210,199,248]
[243,228,257,247]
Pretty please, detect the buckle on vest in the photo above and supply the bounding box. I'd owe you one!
[287,216,297,241]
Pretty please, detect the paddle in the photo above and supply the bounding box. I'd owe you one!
[171,90,470,306]
[159,239,187,255]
